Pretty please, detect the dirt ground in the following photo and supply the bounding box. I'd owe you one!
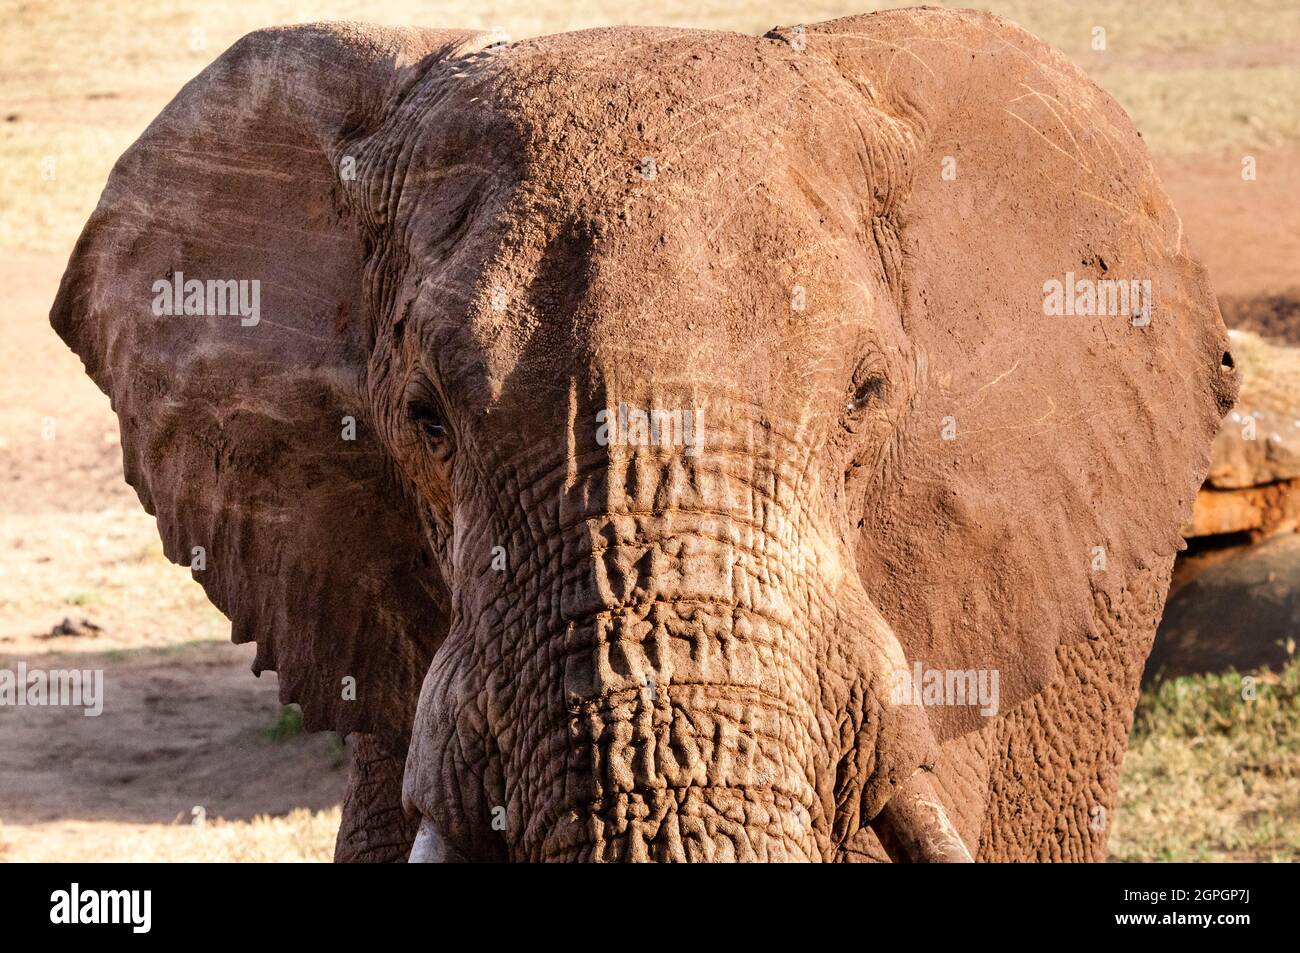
[1,0,1296,861]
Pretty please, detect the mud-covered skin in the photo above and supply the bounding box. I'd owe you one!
[978,588,1163,862]
[51,9,1235,861]
[966,563,1172,861]
[401,411,928,861]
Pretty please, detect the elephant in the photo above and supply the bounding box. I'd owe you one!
[51,8,1237,862]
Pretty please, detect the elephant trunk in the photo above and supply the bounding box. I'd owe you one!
[521,520,832,861]
[405,417,948,860]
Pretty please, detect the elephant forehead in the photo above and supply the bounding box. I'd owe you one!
[399,29,899,419]
[480,26,813,138]
[433,27,875,214]
[445,200,873,424]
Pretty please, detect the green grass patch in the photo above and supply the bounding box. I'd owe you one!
[1112,656,1300,861]
[260,704,306,743]
[61,590,101,607]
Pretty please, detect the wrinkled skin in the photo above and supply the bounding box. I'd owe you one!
[51,9,1237,861]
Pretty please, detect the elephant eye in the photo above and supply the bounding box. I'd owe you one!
[410,401,447,438]
[405,380,453,456]
[845,374,886,416]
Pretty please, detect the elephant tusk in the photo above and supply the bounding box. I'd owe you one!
[872,770,974,863]
[408,817,457,863]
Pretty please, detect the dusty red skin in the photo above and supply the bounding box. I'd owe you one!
[51,9,1236,861]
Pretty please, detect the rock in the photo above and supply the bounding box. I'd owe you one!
[44,617,103,638]
[1149,533,1300,680]
[1163,329,1300,678]
[1205,330,1300,490]
[1183,479,1300,537]
[1218,292,1300,347]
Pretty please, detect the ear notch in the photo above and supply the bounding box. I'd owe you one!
[50,23,491,743]
[804,9,1236,739]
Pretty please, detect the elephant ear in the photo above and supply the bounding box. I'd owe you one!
[803,10,1238,738]
[50,23,493,744]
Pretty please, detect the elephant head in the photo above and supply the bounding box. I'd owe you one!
[51,9,1236,861]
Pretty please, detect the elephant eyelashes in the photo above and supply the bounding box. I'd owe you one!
[405,381,453,458]
[412,404,447,438]
[846,374,886,417]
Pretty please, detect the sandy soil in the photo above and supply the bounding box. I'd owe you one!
[1157,151,1300,301]
[0,643,345,862]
